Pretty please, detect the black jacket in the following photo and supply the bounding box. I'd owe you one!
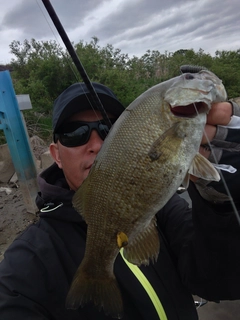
[0,163,240,320]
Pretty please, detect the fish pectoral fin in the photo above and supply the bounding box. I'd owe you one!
[123,217,160,266]
[189,152,220,181]
[148,123,181,161]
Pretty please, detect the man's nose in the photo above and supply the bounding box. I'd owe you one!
[87,129,104,153]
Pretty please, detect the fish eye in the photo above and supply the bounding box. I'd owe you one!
[185,74,195,80]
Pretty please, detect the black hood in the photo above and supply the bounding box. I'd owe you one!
[35,163,83,224]
[36,163,74,209]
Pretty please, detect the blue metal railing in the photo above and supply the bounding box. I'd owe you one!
[0,70,38,213]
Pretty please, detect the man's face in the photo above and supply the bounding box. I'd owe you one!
[50,110,114,191]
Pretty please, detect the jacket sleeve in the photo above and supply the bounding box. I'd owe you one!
[0,238,52,319]
[157,189,240,302]
[0,222,70,320]
[187,183,240,301]
[0,218,96,320]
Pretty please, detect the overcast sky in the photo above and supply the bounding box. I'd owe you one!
[0,0,239,64]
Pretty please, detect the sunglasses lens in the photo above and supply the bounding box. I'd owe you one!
[98,123,110,140]
[60,125,90,147]
[56,120,115,147]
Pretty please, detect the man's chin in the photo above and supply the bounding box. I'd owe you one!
[82,169,91,181]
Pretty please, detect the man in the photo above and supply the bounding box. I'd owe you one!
[0,81,240,320]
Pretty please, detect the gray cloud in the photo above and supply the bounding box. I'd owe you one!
[2,0,107,37]
[79,0,240,56]
[0,0,239,64]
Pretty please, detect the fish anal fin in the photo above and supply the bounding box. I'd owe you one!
[66,261,123,319]
[123,217,160,266]
[148,123,182,161]
[189,152,220,181]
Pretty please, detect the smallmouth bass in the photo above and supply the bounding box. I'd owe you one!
[66,70,227,318]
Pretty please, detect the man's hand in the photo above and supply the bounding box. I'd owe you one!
[191,100,240,204]
[201,101,232,146]
[191,102,232,182]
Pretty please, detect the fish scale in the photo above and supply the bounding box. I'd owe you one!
[66,70,227,318]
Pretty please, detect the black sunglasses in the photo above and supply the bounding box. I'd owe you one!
[54,119,115,147]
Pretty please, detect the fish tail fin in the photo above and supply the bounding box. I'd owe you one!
[66,263,124,319]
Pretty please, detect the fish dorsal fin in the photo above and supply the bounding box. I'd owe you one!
[189,152,220,181]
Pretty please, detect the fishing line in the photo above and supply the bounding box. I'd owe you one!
[35,2,239,220]
[42,0,112,127]
[35,0,113,133]
[179,66,239,224]
[35,1,80,81]
[192,102,240,225]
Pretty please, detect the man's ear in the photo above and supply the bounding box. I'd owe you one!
[49,143,63,169]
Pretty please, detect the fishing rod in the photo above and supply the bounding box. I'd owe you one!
[41,0,112,128]
[38,4,240,223]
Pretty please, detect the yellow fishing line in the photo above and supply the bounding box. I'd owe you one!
[120,249,168,320]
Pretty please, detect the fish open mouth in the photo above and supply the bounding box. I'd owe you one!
[170,102,209,118]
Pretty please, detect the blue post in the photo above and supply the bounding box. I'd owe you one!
[0,70,38,213]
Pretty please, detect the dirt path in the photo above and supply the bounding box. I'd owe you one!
[0,183,38,261]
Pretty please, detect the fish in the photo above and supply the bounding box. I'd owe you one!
[66,70,227,318]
